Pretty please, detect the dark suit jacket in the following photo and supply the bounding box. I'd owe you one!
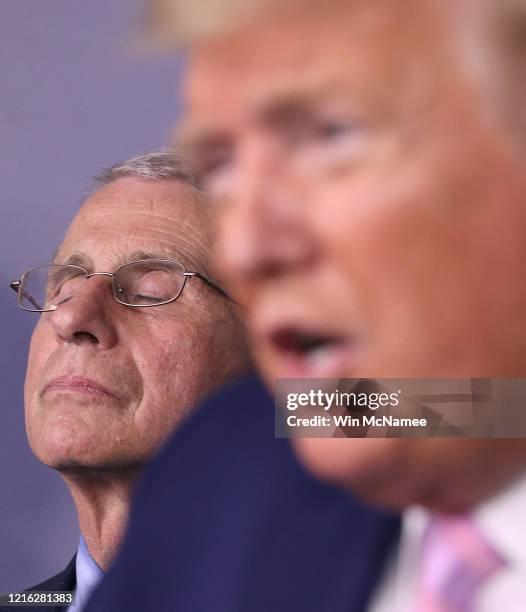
[86,376,400,612]
[0,557,76,612]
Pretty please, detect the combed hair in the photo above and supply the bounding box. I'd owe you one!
[141,0,526,49]
[140,0,526,147]
[141,0,278,48]
[93,150,202,192]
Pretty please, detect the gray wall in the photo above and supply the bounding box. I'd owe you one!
[0,1,182,590]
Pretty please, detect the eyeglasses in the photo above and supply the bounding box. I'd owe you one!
[10,259,231,312]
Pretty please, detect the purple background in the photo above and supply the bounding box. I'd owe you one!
[0,1,182,590]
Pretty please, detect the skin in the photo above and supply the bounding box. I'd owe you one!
[24,177,249,566]
[179,0,526,512]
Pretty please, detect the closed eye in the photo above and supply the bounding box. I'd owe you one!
[313,119,359,141]
[292,114,370,173]
[131,294,164,303]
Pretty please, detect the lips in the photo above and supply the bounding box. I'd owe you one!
[42,375,117,399]
[264,325,359,378]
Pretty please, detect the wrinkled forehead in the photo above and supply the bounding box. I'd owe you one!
[57,178,212,272]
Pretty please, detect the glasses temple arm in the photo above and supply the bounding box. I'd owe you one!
[186,273,236,303]
[10,280,44,310]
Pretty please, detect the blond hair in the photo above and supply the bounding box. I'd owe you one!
[142,0,526,48]
[142,0,526,146]
[141,0,274,48]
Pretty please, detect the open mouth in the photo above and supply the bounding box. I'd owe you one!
[267,327,356,378]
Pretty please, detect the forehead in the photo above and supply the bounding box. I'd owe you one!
[182,0,451,133]
[59,177,210,270]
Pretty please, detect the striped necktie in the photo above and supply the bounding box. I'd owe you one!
[412,514,506,611]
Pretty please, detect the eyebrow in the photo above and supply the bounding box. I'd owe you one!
[177,72,353,153]
[177,124,232,160]
[53,250,193,270]
[57,252,93,269]
[51,247,62,265]
[127,250,175,262]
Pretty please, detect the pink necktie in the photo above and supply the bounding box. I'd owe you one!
[412,514,506,612]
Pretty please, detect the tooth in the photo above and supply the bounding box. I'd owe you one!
[306,346,339,374]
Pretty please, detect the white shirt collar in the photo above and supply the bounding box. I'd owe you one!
[402,472,526,569]
[473,473,526,568]
[369,472,526,612]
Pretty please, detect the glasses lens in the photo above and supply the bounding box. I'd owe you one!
[20,265,86,311]
[114,260,186,306]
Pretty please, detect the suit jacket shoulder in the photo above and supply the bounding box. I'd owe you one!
[0,556,76,612]
[87,376,401,612]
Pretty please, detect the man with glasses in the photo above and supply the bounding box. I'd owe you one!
[6,150,249,611]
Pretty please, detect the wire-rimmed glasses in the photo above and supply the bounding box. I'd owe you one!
[10,259,231,312]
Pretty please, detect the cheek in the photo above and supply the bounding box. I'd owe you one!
[310,167,469,327]
[292,438,413,493]
[130,352,204,452]
[131,324,210,414]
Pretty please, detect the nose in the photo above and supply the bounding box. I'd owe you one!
[50,276,118,349]
[216,133,317,284]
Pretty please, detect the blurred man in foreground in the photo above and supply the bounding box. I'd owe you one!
[87,1,526,610]
[182,0,526,507]
[7,151,249,611]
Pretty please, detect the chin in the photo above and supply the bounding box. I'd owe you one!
[291,437,434,511]
[29,429,105,471]
[31,445,93,471]
[53,458,141,473]
[293,438,398,480]
[291,437,526,513]
[37,449,142,473]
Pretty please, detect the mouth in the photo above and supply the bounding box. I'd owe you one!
[265,326,359,378]
[42,375,117,400]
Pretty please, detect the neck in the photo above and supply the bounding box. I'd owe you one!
[60,466,139,570]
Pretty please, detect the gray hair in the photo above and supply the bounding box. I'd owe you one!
[93,150,202,192]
